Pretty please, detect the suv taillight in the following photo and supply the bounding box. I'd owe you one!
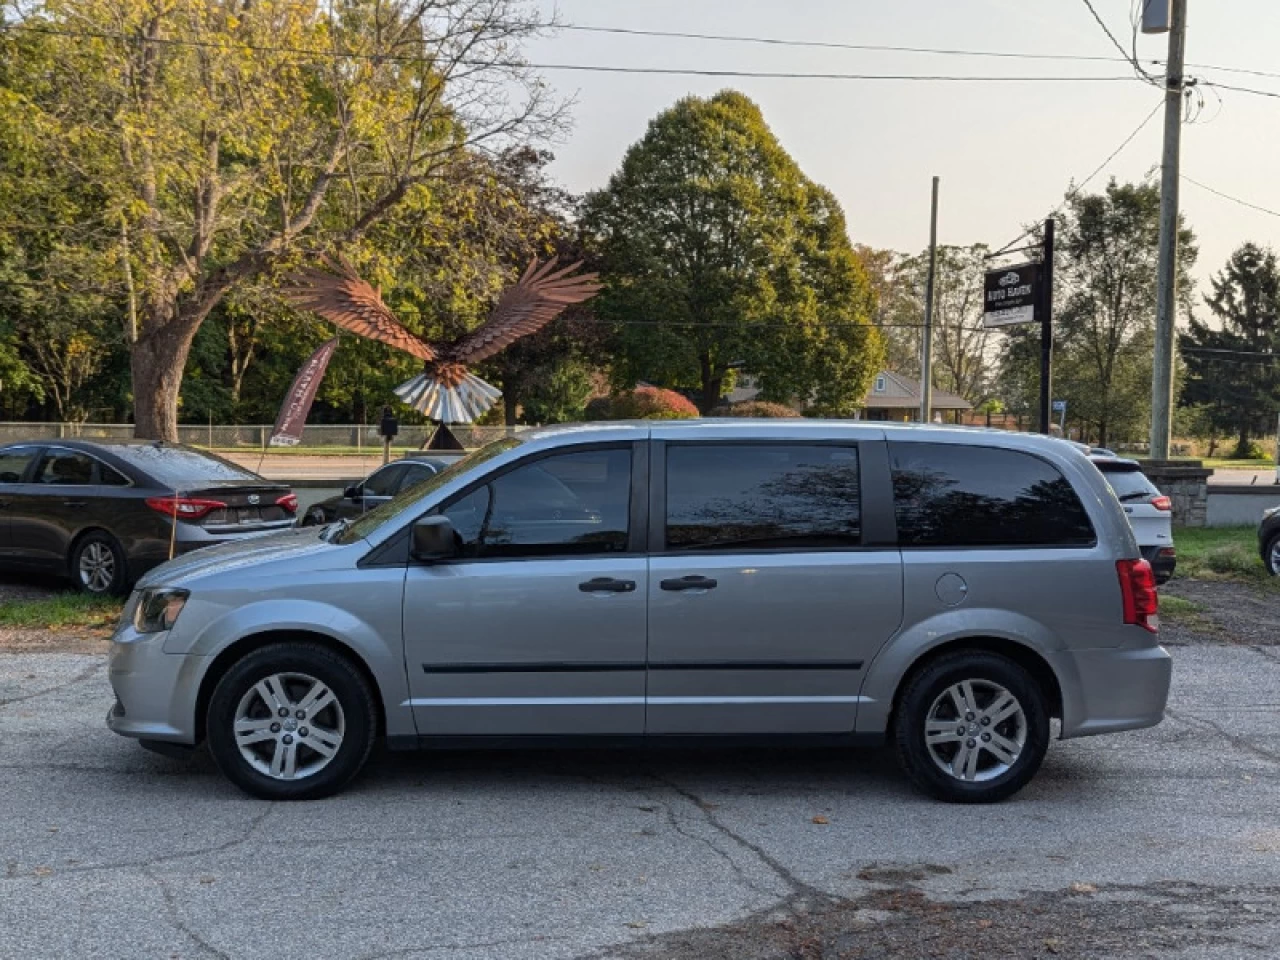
[1117,558,1159,632]
[1150,495,1172,511]
[145,496,226,521]
[276,493,298,514]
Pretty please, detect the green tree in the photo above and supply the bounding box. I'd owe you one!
[1052,180,1195,447]
[583,91,883,414]
[1180,243,1280,458]
[2,0,558,439]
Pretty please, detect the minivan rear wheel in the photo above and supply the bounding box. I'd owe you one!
[206,642,377,801]
[894,650,1049,803]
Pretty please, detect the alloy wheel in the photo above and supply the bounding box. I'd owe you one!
[233,672,346,781]
[924,679,1028,783]
[78,542,116,593]
[1269,538,1280,576]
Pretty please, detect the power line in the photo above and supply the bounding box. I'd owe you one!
[0,24,1138,83]
[1201,80,1280,101]
[1079,0,1160,86]
[1181,175,1280,219]
[987,97,1164,259]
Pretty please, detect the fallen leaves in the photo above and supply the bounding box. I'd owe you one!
[811,815,830,825]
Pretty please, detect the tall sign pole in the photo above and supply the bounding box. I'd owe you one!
[1039,219,1055,435]
[920,176,939,423]
[1150,0,1188,460]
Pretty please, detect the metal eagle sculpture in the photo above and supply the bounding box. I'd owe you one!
[282,256,600,423]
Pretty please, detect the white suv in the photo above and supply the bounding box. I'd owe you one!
[1092,455,1175,583]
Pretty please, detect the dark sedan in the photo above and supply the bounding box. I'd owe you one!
[0,440,296,595]
[300,455,452,526]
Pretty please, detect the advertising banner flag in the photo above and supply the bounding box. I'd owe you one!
[268,338,339,446]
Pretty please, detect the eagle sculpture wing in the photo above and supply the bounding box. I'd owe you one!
[280,255,437,362]
[442,258,601,367]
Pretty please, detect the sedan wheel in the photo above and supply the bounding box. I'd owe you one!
[302,506,327,527]
[207,642,377,801]
[71,533,127,596]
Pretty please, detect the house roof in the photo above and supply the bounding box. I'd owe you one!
[865,371,972,410]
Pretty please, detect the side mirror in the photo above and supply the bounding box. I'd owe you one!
[411,515,459,561]
[343,484,360,500]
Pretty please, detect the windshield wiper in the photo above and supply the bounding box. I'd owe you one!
[1116,491,1154,503]
[323,517,351,542]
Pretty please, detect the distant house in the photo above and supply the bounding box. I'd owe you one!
[862,370,971,423]
[721,371,971,422]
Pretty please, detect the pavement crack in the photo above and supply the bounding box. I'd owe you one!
[141,864,231,960]
[649,772,831,906]
[647,791,779,900]
[1166,707,1280,766]
[1252,645,1280,666]
[356,934,569,959]
[0,661,105,709]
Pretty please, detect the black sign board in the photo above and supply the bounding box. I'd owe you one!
[983,262,1040,328]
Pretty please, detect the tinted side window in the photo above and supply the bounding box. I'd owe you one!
[363,464,406,498]
[441,448,632,559]
[0,448,37,483]
[665,444,860,551]
[35,451,95,485]
[99,463,130,486]
[890,443,1094,547]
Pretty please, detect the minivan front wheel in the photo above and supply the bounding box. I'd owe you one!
[894,651,1049,803]
[207,643,377,801]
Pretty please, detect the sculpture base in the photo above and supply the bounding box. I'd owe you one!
[426,423,466,451]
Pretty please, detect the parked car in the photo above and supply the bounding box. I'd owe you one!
[0,440,296,595]
[299,455,452,526]
[106,422,1169,804]
[1260,505,1280,576]
[1090,455,1176,584]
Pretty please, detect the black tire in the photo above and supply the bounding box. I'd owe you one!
[301,506,327,527]
[893,650,1050,804]
[1265,533,1280,577]
[70,530,129,596]
[206,642,378,801]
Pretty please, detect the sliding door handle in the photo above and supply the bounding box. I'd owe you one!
[660,575,718,592]
[579,577,636,594]
[62,500,87,508]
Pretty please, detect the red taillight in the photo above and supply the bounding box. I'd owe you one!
[1117,558,1159,632]
[1150,495,1172,512]
[145,496,226,521]
[276,493,298,514]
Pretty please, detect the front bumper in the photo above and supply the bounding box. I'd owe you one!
[106,624,206,745]
[1051,641,1172,739]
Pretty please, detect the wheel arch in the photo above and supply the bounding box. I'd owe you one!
[194,629,387,744]
[885,635,1064,737]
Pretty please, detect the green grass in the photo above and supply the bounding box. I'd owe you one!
[1172,526,1272,585]
[0,592,123,630]
[1200,457,1275,470]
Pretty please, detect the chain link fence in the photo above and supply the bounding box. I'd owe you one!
[0,422,529,451]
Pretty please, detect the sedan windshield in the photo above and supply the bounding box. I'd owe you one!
[332,437,522,545]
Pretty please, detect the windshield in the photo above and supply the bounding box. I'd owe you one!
[332,437,523,545]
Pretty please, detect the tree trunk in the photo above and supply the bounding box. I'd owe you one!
[1234,427,1252,459]
[131,328,197,441]
[698,354,722,414]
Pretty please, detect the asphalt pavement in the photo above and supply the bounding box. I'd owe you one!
[3,642,1280,959]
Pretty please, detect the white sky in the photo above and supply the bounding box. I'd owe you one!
[525,0,1280,293]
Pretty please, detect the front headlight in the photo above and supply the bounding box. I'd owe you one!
[133,588,190,634]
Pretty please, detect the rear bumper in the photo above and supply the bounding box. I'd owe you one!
[1141,545,1176,584]
[1051,642,1172,739]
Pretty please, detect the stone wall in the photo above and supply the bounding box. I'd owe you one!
[1138,460,1213,527]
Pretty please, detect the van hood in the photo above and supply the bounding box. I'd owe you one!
[135,526,352,589]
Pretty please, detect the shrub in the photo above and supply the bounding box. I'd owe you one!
[585,386,699,421]
[710,400,801,418]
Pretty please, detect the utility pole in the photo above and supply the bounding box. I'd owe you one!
[920,176,939,424]
[1039,218,1055,435]
[1149,0,1188,460]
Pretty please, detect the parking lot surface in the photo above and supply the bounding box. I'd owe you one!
[3,643,1280,959]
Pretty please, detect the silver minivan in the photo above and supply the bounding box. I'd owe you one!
[107,421,1171,803]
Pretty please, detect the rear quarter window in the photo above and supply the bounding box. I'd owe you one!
[1096,465,1158,502]
[890,442,1095,548]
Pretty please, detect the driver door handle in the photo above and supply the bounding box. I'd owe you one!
[579,577,636,594]
[62,500,87,508]
[660,575,718,592]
